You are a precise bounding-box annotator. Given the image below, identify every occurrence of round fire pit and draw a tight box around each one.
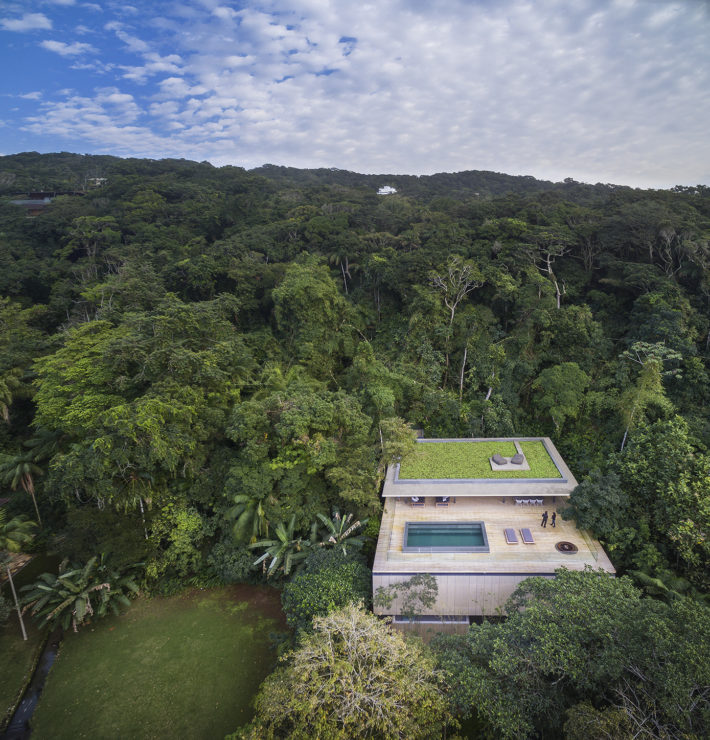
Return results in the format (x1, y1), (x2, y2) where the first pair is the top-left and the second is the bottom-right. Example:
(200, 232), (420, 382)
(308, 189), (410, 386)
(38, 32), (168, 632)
(555, 541), (579, 553)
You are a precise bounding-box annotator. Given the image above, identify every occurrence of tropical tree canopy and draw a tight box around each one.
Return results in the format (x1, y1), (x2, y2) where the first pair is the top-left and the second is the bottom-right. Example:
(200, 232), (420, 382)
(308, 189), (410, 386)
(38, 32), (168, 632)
(232, 603), (451, 740)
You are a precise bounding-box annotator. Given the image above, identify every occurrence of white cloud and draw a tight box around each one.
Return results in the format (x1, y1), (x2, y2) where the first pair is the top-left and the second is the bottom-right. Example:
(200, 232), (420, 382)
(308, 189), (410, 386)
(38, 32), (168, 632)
(120, 53), (183, 82)
(14, 0), (710, 187)
(156, 76), (207, 99)
(105, 21), (151, 53)
(71, 60), (115, 74)
(19, 91), (43, 100)
(40, 40), (97, 56)
(1, 13), (52, 32)
(212, 6), (237, 21)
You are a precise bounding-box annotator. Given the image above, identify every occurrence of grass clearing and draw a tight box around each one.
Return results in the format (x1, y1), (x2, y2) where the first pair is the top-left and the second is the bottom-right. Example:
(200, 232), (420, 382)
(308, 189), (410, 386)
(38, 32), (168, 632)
(30, 585), (286, 740)
(398, 440), (561, 479)
(1, 554), (61, 730)
(0, 617), (45, 730)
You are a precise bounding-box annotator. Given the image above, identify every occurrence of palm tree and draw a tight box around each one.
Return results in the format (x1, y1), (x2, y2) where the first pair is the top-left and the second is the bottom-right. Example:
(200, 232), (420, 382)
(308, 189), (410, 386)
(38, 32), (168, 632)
(1, 510), (36, 640)
(23, 427), (62, 463)
(0, 454), (43, 526)
(228, 493), (269, 544)
(328, 249), (358, 294)
(21, 555), (141, 633)
(315, 511), (368, 555)
(0, 368), (22, 423)
(249, 515), (312, 576)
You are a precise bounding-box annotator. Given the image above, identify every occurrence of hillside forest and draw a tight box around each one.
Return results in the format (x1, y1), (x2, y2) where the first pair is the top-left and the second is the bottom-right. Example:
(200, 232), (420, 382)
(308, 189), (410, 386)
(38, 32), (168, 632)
(1, 152), (709, 738)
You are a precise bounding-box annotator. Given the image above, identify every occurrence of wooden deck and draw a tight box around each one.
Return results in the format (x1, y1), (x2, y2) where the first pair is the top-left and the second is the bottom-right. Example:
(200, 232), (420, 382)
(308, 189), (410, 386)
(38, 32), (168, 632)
(373, 496), (615, 575)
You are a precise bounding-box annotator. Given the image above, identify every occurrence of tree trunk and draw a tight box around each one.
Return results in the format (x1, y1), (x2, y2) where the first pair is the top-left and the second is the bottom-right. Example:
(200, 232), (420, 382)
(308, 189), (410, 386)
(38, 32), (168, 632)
(139, 497), (148, 540)
(459, 346), (467, 402)
(620, 425), (630, 452)
(6, 565), (27, 640)
(485, 372), (495, 401)
(620, 406), (635, 451)
(340, 261), (348, 294)
(24, 481), (42, 527)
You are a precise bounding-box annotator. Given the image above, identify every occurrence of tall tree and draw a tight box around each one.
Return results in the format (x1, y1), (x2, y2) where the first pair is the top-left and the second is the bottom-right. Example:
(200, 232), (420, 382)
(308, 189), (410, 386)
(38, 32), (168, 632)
(233, 603), (451, 740)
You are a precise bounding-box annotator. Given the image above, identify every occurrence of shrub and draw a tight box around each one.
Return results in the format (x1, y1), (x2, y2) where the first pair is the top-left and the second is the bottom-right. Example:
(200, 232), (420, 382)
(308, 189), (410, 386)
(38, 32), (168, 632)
(281, 550), (371, 632)
(207, 539), (257, 584)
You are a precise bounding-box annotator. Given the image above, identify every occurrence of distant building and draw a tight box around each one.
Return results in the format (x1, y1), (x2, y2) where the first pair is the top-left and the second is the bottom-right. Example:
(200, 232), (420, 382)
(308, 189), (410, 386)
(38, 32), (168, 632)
(373, 437), (615, 627)
(377, 185), (397, 195)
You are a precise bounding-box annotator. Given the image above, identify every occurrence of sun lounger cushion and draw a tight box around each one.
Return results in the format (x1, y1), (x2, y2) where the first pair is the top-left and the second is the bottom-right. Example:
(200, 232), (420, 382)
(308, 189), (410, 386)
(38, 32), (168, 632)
(492, 453), (506, 465)
(511, 453), (525, 465)
(520, 527), (534, 544)
(504, 527), (518, 544)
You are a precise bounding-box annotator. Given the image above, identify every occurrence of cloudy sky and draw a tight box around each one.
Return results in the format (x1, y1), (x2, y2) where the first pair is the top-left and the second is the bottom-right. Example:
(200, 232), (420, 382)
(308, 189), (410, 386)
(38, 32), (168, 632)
(1, 0), (708, 188)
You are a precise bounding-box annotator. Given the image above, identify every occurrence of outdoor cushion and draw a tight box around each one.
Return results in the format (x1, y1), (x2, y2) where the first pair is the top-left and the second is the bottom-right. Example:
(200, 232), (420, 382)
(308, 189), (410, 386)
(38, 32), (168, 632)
(504, 527), (518, 544)
(491, 453), (506, 465)
(520, 527), (534, 544)
(511, 453), (525, 465)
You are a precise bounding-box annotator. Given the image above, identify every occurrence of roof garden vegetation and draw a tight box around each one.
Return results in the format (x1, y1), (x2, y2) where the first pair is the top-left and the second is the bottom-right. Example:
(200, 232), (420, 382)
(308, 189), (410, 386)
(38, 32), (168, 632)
(397, 440), (561, 480)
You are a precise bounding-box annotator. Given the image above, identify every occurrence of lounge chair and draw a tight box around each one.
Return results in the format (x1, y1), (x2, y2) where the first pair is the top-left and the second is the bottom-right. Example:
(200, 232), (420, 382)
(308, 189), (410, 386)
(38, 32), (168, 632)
(504, 527), (518, 544)
(410, 497), (425, 507)
(511, 452), (525, 465)
(491, 453), (506, 465)
(435, 496), (450, 507)
(520, 527), (535, 544)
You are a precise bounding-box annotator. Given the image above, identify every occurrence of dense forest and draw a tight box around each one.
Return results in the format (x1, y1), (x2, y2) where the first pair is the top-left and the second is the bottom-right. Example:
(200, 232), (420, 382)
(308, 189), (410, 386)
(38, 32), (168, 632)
(1, 152), (709, 738)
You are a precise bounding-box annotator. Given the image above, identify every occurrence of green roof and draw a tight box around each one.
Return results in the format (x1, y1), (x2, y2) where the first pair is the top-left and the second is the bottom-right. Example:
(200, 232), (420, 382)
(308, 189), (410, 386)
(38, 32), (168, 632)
(397, 440), (562, 480)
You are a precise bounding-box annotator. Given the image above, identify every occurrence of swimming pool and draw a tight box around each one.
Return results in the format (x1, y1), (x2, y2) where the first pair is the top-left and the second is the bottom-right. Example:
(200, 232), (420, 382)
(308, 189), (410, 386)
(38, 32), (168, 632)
(403, 522), (489, 552)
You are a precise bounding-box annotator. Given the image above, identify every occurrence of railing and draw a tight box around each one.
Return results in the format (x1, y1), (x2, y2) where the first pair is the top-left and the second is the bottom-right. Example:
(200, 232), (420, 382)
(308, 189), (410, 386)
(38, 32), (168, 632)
(579, 529), (599, 561)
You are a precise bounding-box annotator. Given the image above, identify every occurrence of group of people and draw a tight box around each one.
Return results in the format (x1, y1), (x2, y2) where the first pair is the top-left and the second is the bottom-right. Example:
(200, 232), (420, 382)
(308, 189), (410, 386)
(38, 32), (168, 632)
(540, 510), (556, 528)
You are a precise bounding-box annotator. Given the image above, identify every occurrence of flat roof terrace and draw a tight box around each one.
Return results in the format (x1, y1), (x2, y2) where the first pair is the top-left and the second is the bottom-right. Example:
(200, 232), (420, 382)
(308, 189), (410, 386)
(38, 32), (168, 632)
(385, 437), (578, 498)
(373, 496), (615, 576)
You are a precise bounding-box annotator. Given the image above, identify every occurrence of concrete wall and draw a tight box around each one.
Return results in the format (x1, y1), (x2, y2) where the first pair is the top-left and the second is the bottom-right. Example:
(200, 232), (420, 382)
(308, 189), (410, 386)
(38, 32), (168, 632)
(373, 572), (555, 617)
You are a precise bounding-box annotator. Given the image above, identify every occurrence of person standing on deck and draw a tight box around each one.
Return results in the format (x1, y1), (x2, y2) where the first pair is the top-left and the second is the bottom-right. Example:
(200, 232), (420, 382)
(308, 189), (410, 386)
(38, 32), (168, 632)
(541, 511), (548, 527)
(551, 512), (557, 527)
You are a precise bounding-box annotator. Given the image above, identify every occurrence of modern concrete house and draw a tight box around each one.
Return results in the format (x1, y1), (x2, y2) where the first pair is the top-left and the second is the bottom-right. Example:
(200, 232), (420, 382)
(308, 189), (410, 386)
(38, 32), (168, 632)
(372, 437), (615, 624)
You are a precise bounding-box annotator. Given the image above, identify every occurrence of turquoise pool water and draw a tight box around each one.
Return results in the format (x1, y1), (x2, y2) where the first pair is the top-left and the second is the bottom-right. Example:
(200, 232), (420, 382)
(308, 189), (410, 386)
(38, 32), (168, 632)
(404, 522), (489, 552)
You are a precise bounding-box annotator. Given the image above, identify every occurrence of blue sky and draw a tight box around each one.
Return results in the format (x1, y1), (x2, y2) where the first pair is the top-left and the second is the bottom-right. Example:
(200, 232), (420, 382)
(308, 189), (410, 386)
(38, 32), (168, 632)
(1, 0), (708, 188)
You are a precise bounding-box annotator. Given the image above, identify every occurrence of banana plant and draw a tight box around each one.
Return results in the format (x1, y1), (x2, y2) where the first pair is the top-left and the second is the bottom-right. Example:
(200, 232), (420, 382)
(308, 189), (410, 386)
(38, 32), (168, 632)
(249, 515), (312, 576)
(228, 493), (269, 544)
(315, 510), (368, 555)
(21, 555), (141, 632)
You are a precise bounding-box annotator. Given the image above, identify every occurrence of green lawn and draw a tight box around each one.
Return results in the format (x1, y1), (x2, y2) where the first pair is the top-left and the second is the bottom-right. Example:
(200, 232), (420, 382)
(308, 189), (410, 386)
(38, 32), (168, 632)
(0, 616), (45, 730)
(31, 585), (286, 740)
(398, 440), (562, 479)
(1, 554), (61, 731)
